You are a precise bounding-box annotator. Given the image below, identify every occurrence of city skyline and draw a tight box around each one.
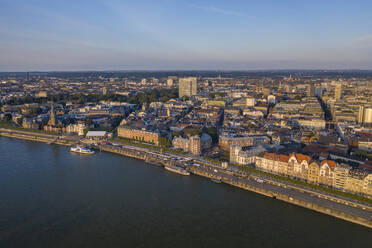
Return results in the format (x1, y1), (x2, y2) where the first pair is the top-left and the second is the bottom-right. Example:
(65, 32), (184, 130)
(1, 0), (372, 71)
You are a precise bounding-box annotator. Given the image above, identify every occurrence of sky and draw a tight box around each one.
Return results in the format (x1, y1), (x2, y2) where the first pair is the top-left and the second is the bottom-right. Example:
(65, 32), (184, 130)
(1, 0), (372, 71)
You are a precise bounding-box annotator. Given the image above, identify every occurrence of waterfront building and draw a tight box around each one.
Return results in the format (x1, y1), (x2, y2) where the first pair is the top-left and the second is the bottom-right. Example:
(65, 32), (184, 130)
(255, 152), (289, 174)
(230, 145), (266, 166)
(189, 135), (201, 155)
(307, 162), (320, 184)
(22, 118), (40, 129)
(172, 136), (190, 151)
(363, 174), (372, 196)
(288, 153), (311, 179)
(345, 169), (367, 193)
(333, 163), (350, 189)
(117, 126), (160, 145)
(43, 105), (66, 133)
(319, 160), (336, 186)
(66, 122), (86, 136)
(86, 131), (107, 140)
(179, 77), (197, 98)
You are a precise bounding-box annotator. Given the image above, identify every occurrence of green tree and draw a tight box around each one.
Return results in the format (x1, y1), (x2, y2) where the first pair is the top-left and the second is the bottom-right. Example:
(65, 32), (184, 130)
(159, 137), (172, 148)
(16, 117), (24, 126)
(83, 127), (90, 136)
(206, 126), (218, 143)
(4, 113), (12, 122)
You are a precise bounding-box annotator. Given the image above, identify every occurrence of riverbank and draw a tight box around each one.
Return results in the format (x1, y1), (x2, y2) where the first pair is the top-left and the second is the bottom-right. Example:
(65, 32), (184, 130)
(1, 132), (371, 228)
(190, 167), (372, 228)
(0, 128), (75, 146)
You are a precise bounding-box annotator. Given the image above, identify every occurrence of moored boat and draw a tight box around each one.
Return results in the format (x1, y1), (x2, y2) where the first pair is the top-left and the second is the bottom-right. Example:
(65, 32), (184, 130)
(164, 164), (190, 176)
(211, 178), (222, 183)
(70, 146), (95, 155)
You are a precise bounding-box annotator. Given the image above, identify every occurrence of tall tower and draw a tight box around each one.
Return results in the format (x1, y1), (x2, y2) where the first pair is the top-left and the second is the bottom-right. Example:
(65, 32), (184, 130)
(48, 105), (57, 126)
(179, 77), (197, 98)
(307, 84), (315, 97)
(189, 135), (201, 155)
(335, 83), (342, 100)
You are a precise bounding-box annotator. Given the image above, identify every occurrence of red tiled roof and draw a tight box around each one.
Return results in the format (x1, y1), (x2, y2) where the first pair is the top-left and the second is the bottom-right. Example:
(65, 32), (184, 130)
(294, 153), (311, 163)
(263, 153), (289, 163)
(321, 160), (337, 170)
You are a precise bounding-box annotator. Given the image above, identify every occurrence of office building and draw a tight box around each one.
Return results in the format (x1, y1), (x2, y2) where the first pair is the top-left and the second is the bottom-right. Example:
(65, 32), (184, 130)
(179, 77), (197, 98)
(335, 83), (342, 100)
(358, 105), (372, 124)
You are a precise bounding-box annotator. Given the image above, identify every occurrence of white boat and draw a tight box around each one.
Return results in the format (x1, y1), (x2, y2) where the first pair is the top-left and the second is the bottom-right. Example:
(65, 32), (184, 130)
(70, 146), (95, 155)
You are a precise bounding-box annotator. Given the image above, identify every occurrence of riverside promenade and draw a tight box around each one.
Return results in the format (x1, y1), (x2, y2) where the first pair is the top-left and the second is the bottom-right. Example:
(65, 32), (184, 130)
(1, 130), (371, 228)
(0, 128), (75, 146)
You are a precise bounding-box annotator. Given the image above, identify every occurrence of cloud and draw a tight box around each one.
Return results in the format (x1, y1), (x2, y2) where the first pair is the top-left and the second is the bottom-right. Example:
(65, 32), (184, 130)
(186, 2), (255, 18)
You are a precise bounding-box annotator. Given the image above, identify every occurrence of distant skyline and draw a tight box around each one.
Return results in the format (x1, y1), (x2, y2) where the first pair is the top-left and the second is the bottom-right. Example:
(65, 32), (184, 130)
(1, 0), (372, 71)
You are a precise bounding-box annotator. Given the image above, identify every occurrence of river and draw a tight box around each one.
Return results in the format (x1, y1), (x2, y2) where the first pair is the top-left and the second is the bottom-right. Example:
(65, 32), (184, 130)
(0, 137), (371, 247)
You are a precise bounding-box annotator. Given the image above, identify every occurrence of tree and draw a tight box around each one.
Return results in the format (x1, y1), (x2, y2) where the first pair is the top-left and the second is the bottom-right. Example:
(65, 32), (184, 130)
(160, 96), (169, 102)
(83, 127), (90, 136)
(172, 130), (183, 137)
(185, 128), (202, 137)
(159, 137), (172, 148)
(4, 113), (12, 122)
(206, 126), (218, 143)
(16, 117), (23, 126)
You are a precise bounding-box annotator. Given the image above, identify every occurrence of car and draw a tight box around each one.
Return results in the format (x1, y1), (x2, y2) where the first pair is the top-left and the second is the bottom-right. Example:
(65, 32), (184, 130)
(213, 169), (218, 173)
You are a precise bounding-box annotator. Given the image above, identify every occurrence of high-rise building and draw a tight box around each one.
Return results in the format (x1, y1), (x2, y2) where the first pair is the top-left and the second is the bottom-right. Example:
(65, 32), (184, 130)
(315, 87), (323, 97)
(190, 135), (201, 155)
(179, 77), (197, 98)
(358, 105), (372, 124)
(307, 84), (315, 97)
(335, 83), (342, 100)
(102, 87), (107, 95)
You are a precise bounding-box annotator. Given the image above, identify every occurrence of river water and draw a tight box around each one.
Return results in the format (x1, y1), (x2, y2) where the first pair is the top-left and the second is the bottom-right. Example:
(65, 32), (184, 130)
(0, 137), (371, 247)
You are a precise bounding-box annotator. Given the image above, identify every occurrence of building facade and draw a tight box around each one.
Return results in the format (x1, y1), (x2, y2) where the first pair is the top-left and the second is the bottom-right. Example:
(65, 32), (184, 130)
(179, 77), (197, 98)
(117, 126), (160, 145)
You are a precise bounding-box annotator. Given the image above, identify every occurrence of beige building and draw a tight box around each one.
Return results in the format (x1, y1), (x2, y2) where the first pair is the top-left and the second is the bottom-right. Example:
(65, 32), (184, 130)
(288, 153), (311, 179)
(319, 160), (336, 186)
(230, 145), (266, 166)
(219, 135), (270, 151)
(179, 77), (197, 98)
(307, 162), (320, 184)
(334, 83), (342, 100)
(117, 126), (160, 145)
(333, 164), (350, 190)
(255, 153), (289, 174)
(189, 135), (201, 155)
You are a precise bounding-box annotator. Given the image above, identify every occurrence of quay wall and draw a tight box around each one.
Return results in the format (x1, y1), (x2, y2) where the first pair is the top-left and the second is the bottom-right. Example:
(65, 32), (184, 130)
(0, 128), (73, 146)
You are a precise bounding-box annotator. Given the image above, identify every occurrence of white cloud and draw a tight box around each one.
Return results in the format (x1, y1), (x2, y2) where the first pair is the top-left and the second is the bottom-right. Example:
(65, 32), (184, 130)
(186, 2), (256, 18)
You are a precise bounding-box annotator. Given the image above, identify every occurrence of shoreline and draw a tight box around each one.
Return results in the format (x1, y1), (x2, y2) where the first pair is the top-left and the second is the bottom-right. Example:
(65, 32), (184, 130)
(1, 129), (371, 229)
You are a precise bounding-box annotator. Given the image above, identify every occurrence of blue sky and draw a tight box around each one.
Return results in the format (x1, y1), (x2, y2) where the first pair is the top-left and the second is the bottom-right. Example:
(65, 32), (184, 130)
(1, 0), (372, 71)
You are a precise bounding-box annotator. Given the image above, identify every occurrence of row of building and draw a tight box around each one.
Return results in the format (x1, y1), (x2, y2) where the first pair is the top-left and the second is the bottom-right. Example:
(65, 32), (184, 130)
(230, 145), (372, 196)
